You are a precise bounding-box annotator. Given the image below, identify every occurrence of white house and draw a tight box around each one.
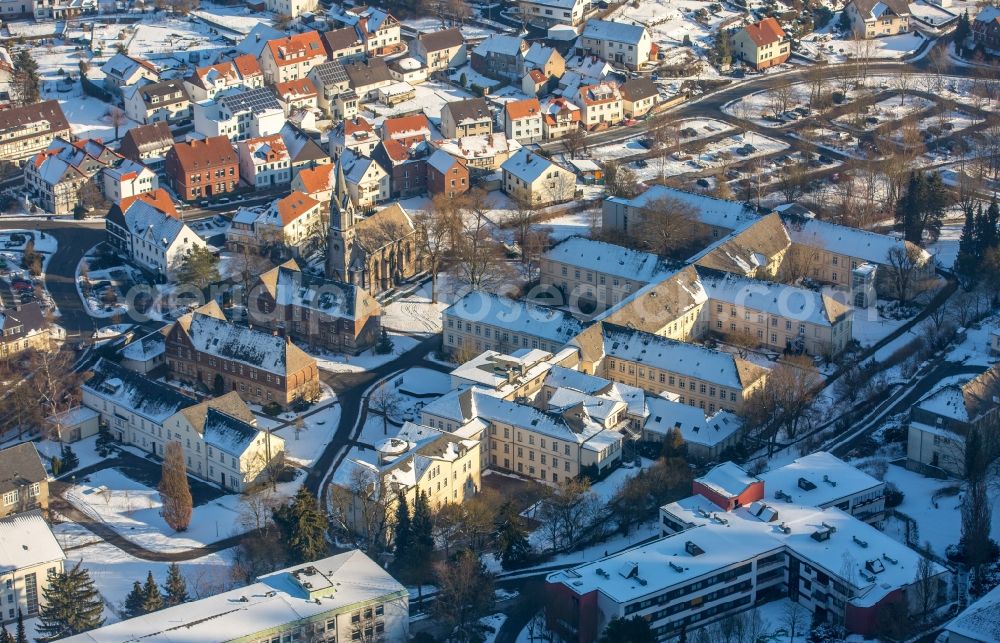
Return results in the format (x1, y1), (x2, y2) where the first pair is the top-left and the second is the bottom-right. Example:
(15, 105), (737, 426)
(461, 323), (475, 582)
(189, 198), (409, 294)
(342, 149), (389, 207)
(183, 55), (265, 102)
(102, 159), (158, 204)
(503, 98), (544, 145)
(265, 0), (317, 18)
(258, 31), (328, 84)
(575, 19), (653, 70)
(228, 191), (325, 257)
(575, 82), (623, 130)
(518, 0), (590, 27)
(105, 197), (206, 280)
(193, 87), (286, 143)
(100, 52), (159, 93)
(0, 511), (65, 625)
(123, 79), (192, 125)
(82, 358), (286, 492)
(501, 148), (576, 205)
(237, 133), (292, 188)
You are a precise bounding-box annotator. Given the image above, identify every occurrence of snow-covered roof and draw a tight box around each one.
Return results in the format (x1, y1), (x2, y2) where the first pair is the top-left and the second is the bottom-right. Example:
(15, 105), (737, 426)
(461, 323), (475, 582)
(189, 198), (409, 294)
(643, 396), (742, 448)
(47, 405), (99, 428)
(177, 308), (314, 375)
(946, 582), (1000, 642)
(610, 185), (757, 232)
(581, 19), (647, 45)
(435, 134), (520, 161)
(544, 364), (612, 396)
(758, 451), (883, 508)
(202, 408), (261, 455)
(120, 331), (165, 362)
(781, 214), (932, 266)
(426, 148), (460, 174)
(523, 43), (556, 67)
(472, 35), (525, 57)
(84, 358), (193, 423)
(501, 148), (571, 184)
(258, 261), (378, 323)
(123, 199), (191, 250)
(0, 510), (65, 573)
(450, 348), (554, 392)
(543, 236), (673, 283)
(444, 291), (585, 346)
(600, 322), (768, 389)
(975, 6), (1000, 24)
(63, 551), (405, 643)
(237, 24), (286, 57)
(697, 461), (759, 497)
(696, 266), (848, 326)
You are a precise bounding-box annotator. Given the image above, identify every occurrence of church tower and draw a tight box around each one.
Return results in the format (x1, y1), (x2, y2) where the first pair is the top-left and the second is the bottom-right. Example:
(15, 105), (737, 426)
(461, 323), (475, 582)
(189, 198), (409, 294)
(326, 154), (357, 283)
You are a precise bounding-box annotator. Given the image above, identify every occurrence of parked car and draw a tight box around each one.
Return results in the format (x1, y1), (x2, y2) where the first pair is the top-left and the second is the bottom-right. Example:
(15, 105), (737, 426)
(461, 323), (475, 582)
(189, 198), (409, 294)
(696, 178), (710, 188)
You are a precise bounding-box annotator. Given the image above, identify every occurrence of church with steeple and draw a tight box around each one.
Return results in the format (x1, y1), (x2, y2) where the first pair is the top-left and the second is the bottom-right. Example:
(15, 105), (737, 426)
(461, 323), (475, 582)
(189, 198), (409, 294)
(325, 153), (418, 296)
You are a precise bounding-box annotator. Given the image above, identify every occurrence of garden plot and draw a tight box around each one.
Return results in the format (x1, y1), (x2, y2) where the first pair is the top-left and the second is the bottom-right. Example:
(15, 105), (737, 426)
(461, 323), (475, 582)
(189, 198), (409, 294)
(272, 404), (342, 468)
(117, 19), (226, 63)
(400, 16), (506, 40)
(537, 209), (598, 241)
(800, 28), (924, 63)
(64, 468), (299, 553)
(629, 131), (788, 181)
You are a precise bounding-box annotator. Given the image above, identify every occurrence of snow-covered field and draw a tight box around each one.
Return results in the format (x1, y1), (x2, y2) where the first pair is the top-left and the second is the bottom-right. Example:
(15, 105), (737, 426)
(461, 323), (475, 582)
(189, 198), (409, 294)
(608, 0), (740, 49)
(312, 333), (421, 373)
(629, 131), (788, 181)
(381, 279), (454, 334)
(272, 403), (341, 468)
(64, 468), (297, 553)
(833, 94), (935, 130)
(800, 24), (925, 63)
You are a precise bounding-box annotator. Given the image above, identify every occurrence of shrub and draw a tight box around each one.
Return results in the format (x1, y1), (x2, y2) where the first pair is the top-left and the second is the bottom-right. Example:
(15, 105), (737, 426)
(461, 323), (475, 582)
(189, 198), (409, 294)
(262, 401), (282, 416)
(884, 482), (904, 508)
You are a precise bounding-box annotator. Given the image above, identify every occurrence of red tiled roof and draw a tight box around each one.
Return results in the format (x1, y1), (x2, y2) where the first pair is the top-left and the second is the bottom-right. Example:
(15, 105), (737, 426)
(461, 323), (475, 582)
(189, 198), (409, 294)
(266, 31), (327, 67)
(276, 191), (319, 226)
(121, 188), (179, 218)
(295, 164), (335, 196)
(275, 78), (318, 100)
(169, 136), (236, 170)
(743, 17), (786, 47)
(505, 98), (541, 120)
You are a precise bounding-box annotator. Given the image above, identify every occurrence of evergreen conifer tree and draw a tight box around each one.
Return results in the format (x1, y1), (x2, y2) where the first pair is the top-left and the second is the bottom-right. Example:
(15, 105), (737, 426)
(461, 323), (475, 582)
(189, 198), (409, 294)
(142, 571), (163, 613)
(60, 445), (79, 472)
(955, 203), (980, 281)
(14, 610), (25, 643)
(275, 487), (328, 564)
(494, 501), (531, 569)
(162, 563), (189, 607)
(394, 492), (412, 561)
(37, 562), (105, 640)
(123, 581), (146, 618)
(0, 624), (12, 643)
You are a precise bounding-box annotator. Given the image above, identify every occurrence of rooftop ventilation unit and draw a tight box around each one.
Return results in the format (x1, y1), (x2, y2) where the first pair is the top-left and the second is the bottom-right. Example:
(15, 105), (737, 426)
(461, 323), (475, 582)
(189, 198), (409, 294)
(685, 541), (705, 557)
(798, 477), (817, 491)
(822, 474), (837, 487)
(853, 536), (868, 548)
(669, 561), (684, 573)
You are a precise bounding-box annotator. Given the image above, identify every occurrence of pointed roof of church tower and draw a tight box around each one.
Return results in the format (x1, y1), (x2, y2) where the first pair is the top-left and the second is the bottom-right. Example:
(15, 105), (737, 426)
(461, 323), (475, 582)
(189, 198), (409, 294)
(330, 152), (354, 230)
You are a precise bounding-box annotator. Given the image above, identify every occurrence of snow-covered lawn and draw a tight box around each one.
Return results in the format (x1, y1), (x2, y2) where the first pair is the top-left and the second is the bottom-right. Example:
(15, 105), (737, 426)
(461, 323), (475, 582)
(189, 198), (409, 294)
(365, 81), (473, 127)
(539, 210), (598, 241)
(946, 314), (1000, 366)
(832, 94), (935, 130)
(56, 92), (142, 141)
(272, 403), (341, 468)
(607, 0), (740, 49)
(191, 3), (275, 35)
(800, 30), (925, 63)
(381, 278), (454, 334)
(890, 110), (982, 143)
(480, 613), (508, 643)
(312, 334), (421, 373)
(849, 300), (914, 348)
(54, 523), (238, 619)
(629, 131), (788, 181)
(64, 468), (297, 553)
(882, 464), (966, 557)
(908, 0), (957, 26)
(722, 84), (814, 126)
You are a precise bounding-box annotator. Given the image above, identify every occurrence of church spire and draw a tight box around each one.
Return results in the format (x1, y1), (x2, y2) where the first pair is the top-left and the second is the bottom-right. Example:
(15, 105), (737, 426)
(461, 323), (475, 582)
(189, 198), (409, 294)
(330, 152), (352, 231)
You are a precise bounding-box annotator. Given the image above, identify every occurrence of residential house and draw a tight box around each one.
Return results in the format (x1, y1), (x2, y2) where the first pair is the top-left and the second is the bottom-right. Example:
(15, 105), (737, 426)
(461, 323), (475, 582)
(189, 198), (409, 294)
(237, 191), (325, 257)
(165, 136), (239, 200)
(184, 55), (264, 102)
(254, 259), (381, 355)
(412, 27), (467, 72)
(326, 163), (418, 295)
(331, 6), (403, 57)
(308, 60), (356, 118)
(322, 26), (366, 62)
(259, 31), (328, 84)
(501, 148), (576, 205)
(292, 162), (337, 203)
(426, 149), (469, 197)
(907, 365), (1000, 477)
(945, 583), (1000, 643)
(846, 0), (911, 37)
(119, 121), (174, 168)
(82, 358), (286, 491)
(433, 134), (521, 173)
(576, 82), (623, 130)
(0, 511), (64, 624)
(518, 0), (590, 27)
(165, 301), (320, 407)
(503, 98), (543, 145)
(280, 123), (330, 178)
(334, 423), (480, 535)
(340, 149), (390, 207)
(381, 114), (433, 147)
(236, 24), (286, 58)
(343, 58), (394, 101)
(100, 52), (159, 94)
(371, 139), (428, 198)
(973, 7), (1000, 50)
(123, 79), (192, 125)
(118, 331), (166, 376)
(620, 77), (659, 118)
(602, 185), (757, 241)
(441, 291), (584, 359)
(522, 68), (549, 96)
(193, 86), (285, 143)
(62, 551), (407, 643)
(642, 396), (744, 462)
(540, 96), (581, 140)
(522, 43), (565, 81)
(32, 0), (97, 19)
(102, 159), (159, 204)
(330, 116), (379, 157)
(471, 35), (528, 83)
(105, 195), (206, 280)
(0, 302), (51, 359)
(439, 97), (493, 138)
(0, 100), (72, 164)
(237, 133), (292, 188)
(265, 0), (317, 18)
(25, 138), (122, 215)
(275, 78), (319, 115)
(0, 443), (48, 519)
(576, 19), (653, 70)
(733, 17), (790, 69)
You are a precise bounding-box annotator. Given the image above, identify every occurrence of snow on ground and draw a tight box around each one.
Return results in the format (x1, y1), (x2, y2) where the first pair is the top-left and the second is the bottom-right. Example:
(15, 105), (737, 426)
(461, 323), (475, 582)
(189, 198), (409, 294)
(480, 613), (508, 643)
(64, 468), (296, 553)
(800, 29), (924, 63)
(392, 367), (451, 397)
(929, 216), (963, 270)
(607, 0), (740, 49)
(629, 131), (788, 181)
(850, 301), (913, 348)
(56, 529), (238, 618)
(881, 463), (965, 557)
(311, 334), (420, 373)
(43, 83), (142, 141)
(891, 110), (982, 143)
(35, 434), (108, 473)
(722, 83), (813, 125)
(381, 278), (455, 334)
(192, 2), (275, 35)
(908, 0), (957, 26)
(400, 16), (505, 40)
(365, 81), (473, 127)
(539, 209), (597, 241)
(356, 413), (399, 446)
(946, 314), (1000, 366)
(273, 404), (341, 468)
